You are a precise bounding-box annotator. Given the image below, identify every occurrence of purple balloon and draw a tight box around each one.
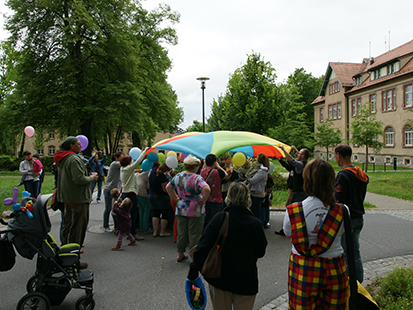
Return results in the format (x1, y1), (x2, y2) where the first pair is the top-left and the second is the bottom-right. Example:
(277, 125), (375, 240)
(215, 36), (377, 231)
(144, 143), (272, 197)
(181, 153), (188, 161)
(76, 135), (89, 151)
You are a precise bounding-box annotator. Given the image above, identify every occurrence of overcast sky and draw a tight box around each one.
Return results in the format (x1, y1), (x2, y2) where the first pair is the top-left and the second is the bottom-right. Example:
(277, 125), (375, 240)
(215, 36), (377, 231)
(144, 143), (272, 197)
(2, 0), (413, 129)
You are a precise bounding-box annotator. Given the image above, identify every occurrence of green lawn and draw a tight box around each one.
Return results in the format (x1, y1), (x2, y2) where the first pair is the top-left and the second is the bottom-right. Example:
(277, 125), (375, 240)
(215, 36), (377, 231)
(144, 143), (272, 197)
(0, 174), (55, 215)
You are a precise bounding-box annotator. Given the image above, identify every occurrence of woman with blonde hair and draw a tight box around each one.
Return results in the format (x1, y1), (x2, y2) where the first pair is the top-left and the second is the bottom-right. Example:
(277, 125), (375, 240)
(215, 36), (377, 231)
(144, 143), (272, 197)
(166, 155), (210, 262)
(282, 158), (348, 309)
(188, 182), (267, 310)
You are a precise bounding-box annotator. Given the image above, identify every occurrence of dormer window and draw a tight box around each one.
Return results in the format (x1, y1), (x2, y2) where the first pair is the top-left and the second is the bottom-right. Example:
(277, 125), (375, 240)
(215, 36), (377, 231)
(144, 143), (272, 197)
(329, 81), (340, 94)
(354, 76), (362, 86)
(387, 63), (395, 75)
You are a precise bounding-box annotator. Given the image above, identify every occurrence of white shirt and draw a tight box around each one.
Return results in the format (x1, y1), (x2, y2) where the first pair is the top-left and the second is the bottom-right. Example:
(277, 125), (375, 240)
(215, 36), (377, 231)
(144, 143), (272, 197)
(283, 196), (347, 258)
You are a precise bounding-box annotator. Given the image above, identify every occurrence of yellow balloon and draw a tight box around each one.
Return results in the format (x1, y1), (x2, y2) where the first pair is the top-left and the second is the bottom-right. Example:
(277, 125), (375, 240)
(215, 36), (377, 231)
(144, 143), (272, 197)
(232, 152), (246, 167)
(167, 151), (177, 158)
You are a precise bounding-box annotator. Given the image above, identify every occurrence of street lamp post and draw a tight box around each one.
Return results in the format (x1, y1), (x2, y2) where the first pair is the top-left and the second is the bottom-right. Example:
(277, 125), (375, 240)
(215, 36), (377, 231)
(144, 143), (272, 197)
(196, 77), (210, 132)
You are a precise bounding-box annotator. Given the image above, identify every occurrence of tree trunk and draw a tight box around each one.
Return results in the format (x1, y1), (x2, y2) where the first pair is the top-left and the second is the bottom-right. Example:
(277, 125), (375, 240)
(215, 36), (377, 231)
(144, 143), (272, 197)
(80, 120), (93, 157)
(326, 146), (329, 161)
(19, 134), (26, 158)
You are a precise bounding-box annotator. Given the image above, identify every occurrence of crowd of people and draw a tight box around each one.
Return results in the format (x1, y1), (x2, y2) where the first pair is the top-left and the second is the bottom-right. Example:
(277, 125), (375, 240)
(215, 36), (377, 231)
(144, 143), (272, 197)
(24, 135), (367, 310)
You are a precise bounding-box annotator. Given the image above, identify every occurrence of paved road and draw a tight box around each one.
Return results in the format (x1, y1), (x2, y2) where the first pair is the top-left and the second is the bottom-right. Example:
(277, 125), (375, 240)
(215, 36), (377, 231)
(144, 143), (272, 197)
(1, 192), (413, 309)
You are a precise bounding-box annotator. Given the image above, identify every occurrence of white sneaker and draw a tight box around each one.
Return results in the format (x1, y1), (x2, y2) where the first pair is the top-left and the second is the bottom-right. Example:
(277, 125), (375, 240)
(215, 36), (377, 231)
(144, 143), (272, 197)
(104, 227), (113, 233)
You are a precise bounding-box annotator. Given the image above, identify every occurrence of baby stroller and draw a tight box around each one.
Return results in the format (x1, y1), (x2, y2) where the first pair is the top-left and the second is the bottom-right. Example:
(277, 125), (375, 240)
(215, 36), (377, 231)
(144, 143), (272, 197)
(0, 193), (95, 310)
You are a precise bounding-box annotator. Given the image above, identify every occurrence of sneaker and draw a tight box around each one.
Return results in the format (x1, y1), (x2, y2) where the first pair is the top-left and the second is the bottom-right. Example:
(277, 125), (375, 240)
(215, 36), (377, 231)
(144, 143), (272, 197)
(79, 262), (88, 269)
(133, 234), (145, 241)
(160, 232), (171, 237)
(97, 199), (101, 203)
(111, 245), (122, 251)
(153, 232), (159, 238)
(128, 240), (137, 246)
(104, 227), (113, 233)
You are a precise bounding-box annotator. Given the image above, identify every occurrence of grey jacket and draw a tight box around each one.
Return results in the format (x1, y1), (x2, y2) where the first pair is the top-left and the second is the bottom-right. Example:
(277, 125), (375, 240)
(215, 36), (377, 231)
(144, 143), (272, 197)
(247, 165), (268, 198)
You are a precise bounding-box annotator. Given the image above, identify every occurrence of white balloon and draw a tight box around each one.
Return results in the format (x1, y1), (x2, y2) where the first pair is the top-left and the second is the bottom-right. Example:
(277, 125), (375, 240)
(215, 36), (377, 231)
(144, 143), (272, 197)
(165, 156), (178, 169)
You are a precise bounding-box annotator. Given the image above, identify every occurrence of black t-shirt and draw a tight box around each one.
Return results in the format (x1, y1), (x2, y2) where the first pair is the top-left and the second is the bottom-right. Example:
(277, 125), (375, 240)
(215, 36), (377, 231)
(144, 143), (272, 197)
(148, 166), (168, 196)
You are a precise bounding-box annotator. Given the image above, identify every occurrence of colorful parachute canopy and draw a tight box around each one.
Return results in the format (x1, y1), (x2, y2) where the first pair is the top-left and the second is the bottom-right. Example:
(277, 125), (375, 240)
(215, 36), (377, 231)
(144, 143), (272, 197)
(147, 131), (291, 159)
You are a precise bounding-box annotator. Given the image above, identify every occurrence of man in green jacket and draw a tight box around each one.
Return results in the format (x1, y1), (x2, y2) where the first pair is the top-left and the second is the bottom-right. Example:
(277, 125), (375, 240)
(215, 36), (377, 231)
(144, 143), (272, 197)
(54, 136), (98, 268)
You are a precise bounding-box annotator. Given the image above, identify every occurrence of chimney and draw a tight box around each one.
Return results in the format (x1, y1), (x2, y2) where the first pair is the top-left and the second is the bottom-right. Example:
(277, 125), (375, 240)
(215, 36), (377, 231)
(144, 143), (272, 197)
(370, 57), (374, 65)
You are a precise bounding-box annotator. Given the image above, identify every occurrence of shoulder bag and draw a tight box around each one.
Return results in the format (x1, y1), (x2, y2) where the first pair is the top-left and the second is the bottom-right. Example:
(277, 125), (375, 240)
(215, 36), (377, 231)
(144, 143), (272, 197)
(340, 204), (379, 310)
(200, 212), (229, 278)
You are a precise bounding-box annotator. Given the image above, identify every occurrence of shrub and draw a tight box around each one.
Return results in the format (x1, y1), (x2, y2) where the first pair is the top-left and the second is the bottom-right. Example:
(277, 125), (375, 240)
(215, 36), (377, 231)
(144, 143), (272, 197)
(271, 171), (288, 190)
(0, 155), (14, 171)
(372, 267), (413, 310)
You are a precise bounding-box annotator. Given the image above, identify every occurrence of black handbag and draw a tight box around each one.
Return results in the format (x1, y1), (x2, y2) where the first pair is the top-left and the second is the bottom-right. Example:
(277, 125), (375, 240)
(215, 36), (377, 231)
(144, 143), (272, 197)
(0, 235), (16, 272)
(340, 204), (379, 310)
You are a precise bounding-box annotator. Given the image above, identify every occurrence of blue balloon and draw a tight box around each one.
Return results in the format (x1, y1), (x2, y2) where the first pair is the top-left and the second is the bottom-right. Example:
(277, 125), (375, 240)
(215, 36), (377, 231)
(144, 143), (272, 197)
(141, 159), (153, 172)
(268, 162), (274, 174)
(22, 191), (31, 197)
(146, 152), (159, 163)
(129, 147), (141, 161)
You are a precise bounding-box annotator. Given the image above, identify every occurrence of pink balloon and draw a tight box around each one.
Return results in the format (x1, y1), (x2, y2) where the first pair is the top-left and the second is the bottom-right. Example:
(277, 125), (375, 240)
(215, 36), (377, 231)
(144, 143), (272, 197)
(76, 135), (89, 151)
(24, 126), (35, 137)
(181, 153), (188, 161)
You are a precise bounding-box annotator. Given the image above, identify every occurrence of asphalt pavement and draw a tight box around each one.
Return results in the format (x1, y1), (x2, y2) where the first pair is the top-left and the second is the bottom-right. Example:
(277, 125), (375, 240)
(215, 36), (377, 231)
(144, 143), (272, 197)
(1, 191), (413, 310)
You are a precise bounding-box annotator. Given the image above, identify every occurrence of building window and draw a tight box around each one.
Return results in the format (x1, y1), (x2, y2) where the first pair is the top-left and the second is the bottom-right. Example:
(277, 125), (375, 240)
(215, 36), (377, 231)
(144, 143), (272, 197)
(327, 103), (341, 120)
(382, 89), (396, 111)
(48, 146), (55, 155)
(405, 158), (411, 166)
(387, 63), (395, 75)
(385, 127), (395, 147)
(128, 132), (133, 140)
(370, 94), (376, 113)
(38, 149), (44, 156)
(386, 157), (391, 164)
(374, 69), (381, 80)
(357, 98), (361, 114)
(370, 156), (375, 162)
(329, 81), (340, 94)
(404, 126), (413, 147)
(351, 99), (356, 116)
(354, 76), (362, 86)
(320, 108), (324, 123)
(405, 84), (412, 108)
(117, 146), (124, 153)
(49, 132), (55, 140)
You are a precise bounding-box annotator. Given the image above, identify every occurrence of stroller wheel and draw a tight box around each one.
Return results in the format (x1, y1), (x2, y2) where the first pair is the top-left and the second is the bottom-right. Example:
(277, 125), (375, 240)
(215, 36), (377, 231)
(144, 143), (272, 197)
(27, 274), (42, 293)
(16, 292), (50, 310)
(75, 295), (95, 310)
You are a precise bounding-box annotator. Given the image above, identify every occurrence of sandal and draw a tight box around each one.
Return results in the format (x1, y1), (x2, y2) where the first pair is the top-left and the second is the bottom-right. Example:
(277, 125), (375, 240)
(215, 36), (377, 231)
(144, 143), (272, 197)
(177, 255), (188, 262)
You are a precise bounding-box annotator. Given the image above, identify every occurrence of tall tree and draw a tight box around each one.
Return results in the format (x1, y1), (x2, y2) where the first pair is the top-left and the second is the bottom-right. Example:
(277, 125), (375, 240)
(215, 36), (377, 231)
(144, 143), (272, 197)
(268, 82), (313, 149)
(186, 120), (203, 132)
(207, 53), (279, 135)
(350, 102), (384, 172)
(314, 119), (342, 159)
(287, 68), (323, 126)
(3, 0), (182, 155)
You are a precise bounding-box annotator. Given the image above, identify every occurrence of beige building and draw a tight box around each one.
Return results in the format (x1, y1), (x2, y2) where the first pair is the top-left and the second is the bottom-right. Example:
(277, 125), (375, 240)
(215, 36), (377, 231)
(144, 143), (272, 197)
(312, 39), (413, 167)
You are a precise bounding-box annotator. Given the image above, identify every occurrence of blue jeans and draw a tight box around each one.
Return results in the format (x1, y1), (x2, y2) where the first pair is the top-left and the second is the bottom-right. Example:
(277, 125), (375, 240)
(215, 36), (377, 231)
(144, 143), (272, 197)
(291, 191), (307, 204)
(203, 201), (223, 230)
(121, 192), (138, 235)
(341, 217), (364, 283)
(103, 190), (115, 228)
(90, 180), (103, 201)
(137, 195), (150, 232)
(250, 196), (265, 225)
(23, 180), (34, 197)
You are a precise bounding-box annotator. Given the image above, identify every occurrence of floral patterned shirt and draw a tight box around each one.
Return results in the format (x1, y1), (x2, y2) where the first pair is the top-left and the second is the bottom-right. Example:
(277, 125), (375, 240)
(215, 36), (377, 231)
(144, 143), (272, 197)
(168, 172), (208, 217)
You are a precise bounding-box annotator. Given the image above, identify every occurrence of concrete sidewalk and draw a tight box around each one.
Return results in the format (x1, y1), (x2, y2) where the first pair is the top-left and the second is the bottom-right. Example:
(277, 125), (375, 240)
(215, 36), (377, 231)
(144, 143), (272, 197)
(365, 192), (413, 210)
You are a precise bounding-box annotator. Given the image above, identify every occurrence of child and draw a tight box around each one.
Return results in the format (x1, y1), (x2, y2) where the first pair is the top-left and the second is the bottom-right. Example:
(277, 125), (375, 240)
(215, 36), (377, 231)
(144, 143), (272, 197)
(111, 197), (137, 250)
(110, 188), (122, 234)
(31, 155), (44, 198)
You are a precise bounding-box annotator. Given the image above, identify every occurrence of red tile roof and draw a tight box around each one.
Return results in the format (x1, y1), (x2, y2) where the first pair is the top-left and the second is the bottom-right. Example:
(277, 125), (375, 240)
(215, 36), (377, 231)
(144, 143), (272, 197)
(330, 62), (367, 87)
